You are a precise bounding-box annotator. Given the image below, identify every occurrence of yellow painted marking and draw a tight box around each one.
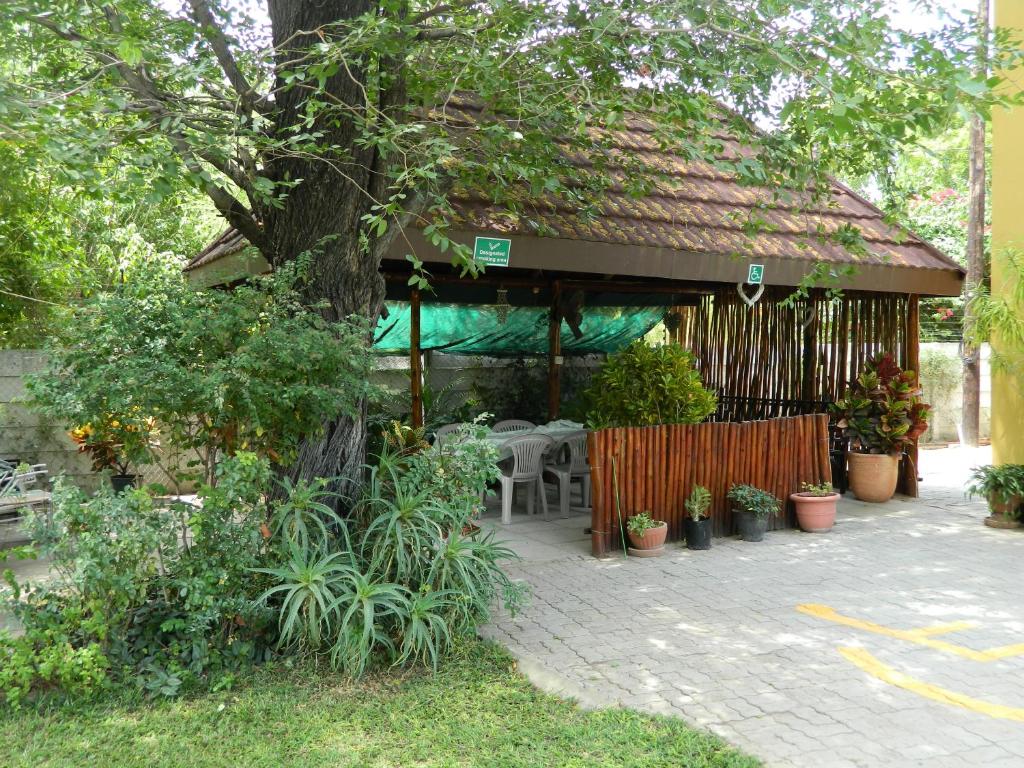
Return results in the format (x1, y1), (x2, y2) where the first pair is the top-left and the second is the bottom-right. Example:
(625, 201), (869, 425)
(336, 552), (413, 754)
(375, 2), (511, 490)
(798, 603), (1024, 663)
(905, 621), (977, 638)
(840, 646), (1024, 722)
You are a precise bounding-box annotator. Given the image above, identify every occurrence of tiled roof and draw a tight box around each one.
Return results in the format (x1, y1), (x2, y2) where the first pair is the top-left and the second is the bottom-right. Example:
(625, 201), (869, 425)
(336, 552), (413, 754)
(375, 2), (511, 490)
(186, 110), (962, 280)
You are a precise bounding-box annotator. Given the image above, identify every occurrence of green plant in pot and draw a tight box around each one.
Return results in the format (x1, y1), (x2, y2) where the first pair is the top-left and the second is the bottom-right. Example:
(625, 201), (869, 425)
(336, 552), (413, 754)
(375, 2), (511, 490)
(967, 464), (1024, 529)
(69, 414), (159, 493)
(830, 353), (929, 503)
(790, 481), (840, 533)
(683, 485), (713, 550)
(728, 484), (778, 542)
(626, 511), (668, 555)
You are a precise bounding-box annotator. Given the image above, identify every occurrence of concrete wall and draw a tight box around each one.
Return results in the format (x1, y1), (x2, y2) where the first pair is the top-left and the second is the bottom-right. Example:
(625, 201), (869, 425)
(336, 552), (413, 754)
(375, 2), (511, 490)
(918, 342), (991, 445)
(0, 350), (95, 488)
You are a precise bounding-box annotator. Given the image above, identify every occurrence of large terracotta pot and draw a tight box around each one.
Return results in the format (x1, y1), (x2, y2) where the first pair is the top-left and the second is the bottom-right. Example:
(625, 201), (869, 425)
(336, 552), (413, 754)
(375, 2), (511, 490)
(846, 452), (900, 503)
(985, 493), (1023, 529)
(627, 521), (668, 550)
(790, 492), (839, 532)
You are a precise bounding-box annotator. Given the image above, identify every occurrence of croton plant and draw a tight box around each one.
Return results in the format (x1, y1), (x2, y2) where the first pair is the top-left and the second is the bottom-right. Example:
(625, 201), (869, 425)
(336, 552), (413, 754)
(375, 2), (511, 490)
(831, 353), (930, 455)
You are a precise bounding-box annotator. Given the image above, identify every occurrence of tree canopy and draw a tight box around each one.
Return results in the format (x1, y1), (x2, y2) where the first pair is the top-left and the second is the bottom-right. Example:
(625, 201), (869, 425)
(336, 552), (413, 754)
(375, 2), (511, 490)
(3, 2), (1018, 284)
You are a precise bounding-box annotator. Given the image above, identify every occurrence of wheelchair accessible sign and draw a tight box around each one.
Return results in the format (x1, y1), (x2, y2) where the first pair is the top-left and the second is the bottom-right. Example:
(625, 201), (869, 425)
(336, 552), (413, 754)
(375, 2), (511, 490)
(474, 236), (511, 267)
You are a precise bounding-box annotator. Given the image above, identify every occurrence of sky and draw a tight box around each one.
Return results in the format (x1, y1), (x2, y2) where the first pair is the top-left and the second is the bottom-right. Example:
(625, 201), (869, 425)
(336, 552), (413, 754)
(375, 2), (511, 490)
(886, 0), (977, 33)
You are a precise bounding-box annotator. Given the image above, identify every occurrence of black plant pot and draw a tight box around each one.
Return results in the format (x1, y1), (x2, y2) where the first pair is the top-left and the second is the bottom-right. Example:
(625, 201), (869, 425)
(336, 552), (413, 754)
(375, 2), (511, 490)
(737, 511), (768, 542)
(110, 474), (138, 494)
(684, 517), (713, 550)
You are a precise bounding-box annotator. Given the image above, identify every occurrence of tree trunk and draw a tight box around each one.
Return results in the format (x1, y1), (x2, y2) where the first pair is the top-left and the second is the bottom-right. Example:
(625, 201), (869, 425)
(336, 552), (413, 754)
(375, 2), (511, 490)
(962, 0), (989, 447)
(264, 0), (389, 500)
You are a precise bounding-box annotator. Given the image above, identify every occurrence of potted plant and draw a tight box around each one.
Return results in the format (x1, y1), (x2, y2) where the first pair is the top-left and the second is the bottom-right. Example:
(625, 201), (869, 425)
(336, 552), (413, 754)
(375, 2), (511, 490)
(967, 464), (1024, 529)
(69, 414), (158, 492)
(790, 482), (840, 533)
(626, 511), (668, 556)
(831, 353), (929, 503)
(684, 485), (713, 550)
(728, 484), (779, 542)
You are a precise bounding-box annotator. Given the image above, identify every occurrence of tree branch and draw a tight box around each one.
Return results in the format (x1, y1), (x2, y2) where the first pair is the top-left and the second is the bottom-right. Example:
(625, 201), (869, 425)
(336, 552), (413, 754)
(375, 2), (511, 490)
(186, 0), (269, 115)
(26, 5), (272, 254)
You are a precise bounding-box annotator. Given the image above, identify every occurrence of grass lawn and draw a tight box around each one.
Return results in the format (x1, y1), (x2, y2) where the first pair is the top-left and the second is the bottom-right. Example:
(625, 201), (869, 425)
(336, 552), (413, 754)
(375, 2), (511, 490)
(0, 641), (758, 768)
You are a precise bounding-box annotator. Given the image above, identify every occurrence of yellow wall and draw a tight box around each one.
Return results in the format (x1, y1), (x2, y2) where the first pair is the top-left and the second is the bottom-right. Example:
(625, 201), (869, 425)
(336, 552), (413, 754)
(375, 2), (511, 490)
(991, 0), (1024, 463)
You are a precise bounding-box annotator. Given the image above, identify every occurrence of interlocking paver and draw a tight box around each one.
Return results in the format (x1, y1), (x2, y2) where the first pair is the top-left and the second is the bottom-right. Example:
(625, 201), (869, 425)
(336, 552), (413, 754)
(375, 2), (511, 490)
(480, 445), (1024, 767)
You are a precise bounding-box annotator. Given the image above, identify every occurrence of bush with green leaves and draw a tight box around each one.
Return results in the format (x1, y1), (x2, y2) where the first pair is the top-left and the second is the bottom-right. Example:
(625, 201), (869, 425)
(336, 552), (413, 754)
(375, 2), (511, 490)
(581, 341), (717, 428)
(967, 464), (1024, 518)
(0, 452), (280, 705)
(26, 262), (374, 488)
(626, 511), (663, 536)
(727, 484), (780, 520)
(257, 433), (524, 677)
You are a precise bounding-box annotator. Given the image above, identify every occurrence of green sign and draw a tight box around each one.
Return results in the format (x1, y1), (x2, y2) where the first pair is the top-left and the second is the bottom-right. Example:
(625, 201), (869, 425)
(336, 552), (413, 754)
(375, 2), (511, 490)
(474, 236), (512, 267)
(747, 263), (765, 285)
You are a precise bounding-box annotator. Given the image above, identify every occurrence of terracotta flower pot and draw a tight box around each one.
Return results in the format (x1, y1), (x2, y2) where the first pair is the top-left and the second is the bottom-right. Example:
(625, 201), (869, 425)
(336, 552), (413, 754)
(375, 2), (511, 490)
(985, 493), (1023, 529)
(790, 492), (839, 533)
(846, 452), (900, 503)
(627, 521), (668, 550)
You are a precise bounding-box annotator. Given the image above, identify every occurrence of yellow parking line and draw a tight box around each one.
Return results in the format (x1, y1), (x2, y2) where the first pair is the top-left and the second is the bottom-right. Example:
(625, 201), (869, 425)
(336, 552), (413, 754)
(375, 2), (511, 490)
(797, 603), (1024, 663)
(840, 646), (1024, 722)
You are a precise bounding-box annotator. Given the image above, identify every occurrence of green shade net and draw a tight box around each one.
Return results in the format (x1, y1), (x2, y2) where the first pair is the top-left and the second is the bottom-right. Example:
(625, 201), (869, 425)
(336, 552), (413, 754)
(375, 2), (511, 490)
(373, 302), (663, 356)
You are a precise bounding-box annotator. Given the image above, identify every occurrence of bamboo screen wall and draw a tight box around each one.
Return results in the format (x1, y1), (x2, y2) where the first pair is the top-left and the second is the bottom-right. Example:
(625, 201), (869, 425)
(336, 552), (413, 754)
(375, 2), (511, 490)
(587, 414), (831, 556)
(674, 287), (913, 406)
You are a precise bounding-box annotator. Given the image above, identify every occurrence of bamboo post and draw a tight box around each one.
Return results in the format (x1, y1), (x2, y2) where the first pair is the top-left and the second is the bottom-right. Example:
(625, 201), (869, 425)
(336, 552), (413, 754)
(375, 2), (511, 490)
(900, 295), (921, 497)
(547, 280), (562, 421)
(410, 288), (423, 429)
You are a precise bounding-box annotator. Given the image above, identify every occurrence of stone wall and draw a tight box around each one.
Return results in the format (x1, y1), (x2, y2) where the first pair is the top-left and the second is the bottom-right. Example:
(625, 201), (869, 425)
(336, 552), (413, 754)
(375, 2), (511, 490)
(918, 342), (991, 444)
(0, 350), (95, 488)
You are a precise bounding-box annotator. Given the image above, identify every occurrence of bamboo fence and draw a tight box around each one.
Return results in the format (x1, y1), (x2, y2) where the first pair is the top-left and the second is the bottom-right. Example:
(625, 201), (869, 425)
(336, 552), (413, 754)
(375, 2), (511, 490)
(587, 414), (832, 556)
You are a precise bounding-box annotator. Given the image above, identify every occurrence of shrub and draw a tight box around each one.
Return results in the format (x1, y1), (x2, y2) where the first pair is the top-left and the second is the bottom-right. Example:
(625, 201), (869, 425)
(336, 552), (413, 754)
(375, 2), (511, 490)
(0, 453), (279, 704)
(967, 464), (1024, 517)
(626, 511), (662, 536)
(831, 353), (930, 455)
(727, 484), (779, 520)
(581, 341), (717, 428)
(26, 262), (374, 488)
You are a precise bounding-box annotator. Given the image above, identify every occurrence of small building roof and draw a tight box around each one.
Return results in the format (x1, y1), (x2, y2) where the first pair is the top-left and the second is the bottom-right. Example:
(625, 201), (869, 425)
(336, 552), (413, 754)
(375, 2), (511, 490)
(186, 111), (963, 296)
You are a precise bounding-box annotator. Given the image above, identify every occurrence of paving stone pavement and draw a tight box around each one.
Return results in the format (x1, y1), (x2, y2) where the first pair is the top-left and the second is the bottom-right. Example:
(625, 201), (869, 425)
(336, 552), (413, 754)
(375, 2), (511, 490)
(479, 445), (1024, 768)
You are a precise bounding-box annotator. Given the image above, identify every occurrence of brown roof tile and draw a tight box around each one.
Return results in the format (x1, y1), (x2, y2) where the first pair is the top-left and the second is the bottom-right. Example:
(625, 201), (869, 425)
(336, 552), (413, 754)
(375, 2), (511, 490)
(186, 111), (963, 281)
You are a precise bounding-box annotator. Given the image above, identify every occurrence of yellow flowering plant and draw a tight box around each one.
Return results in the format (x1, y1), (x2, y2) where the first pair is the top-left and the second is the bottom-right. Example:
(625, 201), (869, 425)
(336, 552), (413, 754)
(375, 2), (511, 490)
(69, 414), (159, 476)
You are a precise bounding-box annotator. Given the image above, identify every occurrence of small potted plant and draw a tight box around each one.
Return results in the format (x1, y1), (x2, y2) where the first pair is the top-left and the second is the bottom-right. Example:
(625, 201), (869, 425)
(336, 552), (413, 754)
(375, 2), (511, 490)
(728, 484), (779, 542)
(626, 511), (668, 556)
(967, 464), (1024, 529)
(69, 413), (158, 492)
(790, 481), (840, 533)
(831, 353), (929, 503)
(684, 485), (713, 550)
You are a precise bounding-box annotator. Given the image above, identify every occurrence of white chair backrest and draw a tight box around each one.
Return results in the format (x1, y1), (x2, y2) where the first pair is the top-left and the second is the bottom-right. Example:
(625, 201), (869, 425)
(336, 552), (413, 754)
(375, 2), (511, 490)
(505, 435), (553, 480)
(561, 431), (590, 472)
(493, 419), (536, 434)
(0, 467), (47, 497)
(434, 422), (465, 447)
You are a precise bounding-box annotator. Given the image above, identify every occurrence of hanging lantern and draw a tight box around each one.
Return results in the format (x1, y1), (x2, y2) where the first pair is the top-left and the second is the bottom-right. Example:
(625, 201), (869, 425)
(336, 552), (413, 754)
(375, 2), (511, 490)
(495, 288), (510, 324)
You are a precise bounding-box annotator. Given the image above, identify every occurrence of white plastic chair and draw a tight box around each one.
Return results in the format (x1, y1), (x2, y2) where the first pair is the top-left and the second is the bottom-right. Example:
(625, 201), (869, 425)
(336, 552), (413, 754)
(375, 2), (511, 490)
(433, 422), (465, 448)
(492, 419), (536, 434)
(543, 431), (591, 518)
(498, 434), (553, 524)
(0, 465), (51, 545)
